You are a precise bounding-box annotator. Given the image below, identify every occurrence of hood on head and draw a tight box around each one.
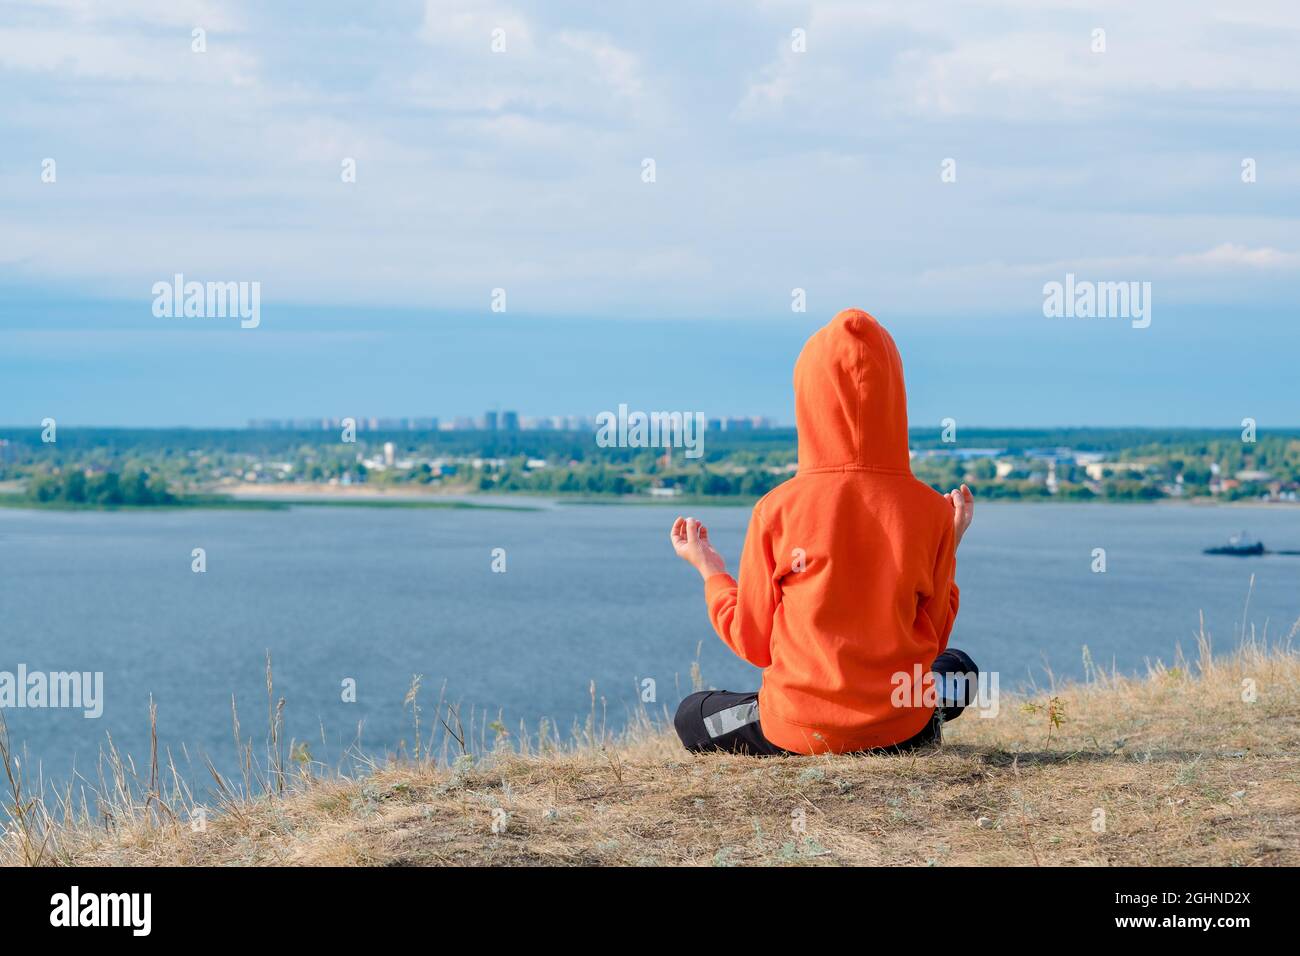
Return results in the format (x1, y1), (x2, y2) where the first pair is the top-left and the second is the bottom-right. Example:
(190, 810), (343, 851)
(793, 308), (911, 472)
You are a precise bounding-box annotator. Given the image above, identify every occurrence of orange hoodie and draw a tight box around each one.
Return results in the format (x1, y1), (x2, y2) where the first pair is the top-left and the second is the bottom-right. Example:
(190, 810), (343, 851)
(704, 308), (960, 754)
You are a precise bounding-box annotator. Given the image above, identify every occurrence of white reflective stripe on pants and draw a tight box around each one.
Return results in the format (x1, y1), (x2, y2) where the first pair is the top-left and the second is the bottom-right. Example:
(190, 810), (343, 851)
(703, 699), (759, 738)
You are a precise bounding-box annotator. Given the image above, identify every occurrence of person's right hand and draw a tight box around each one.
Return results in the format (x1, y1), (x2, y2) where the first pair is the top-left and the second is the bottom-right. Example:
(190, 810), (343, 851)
(947, 484), (975, 549)
(670, 516), (728, 580)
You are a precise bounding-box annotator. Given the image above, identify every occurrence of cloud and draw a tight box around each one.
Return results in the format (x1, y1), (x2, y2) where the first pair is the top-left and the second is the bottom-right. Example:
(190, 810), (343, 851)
(11, 0), (244, 30)
(919, 245), (1300, 284)
(0, 0), (1297, 317)
(0, 26), (256, 82)
(420, 1), (535, 54)
(735, 0), (1300, 126)
(412, 0), (649, 120)
(1174, 243), (1300, 270)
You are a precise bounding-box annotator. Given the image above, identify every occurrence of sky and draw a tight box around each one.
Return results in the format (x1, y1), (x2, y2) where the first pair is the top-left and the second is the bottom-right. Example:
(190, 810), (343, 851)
(1, 0), (1298, 426)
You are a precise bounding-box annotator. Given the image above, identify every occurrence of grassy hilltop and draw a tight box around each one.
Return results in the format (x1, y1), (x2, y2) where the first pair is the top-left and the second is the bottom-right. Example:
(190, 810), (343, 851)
(3, 638), (1297, 867)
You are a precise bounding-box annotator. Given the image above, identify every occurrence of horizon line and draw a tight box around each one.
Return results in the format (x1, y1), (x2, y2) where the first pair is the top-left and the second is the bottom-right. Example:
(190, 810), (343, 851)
(2, 424), (1295, 434)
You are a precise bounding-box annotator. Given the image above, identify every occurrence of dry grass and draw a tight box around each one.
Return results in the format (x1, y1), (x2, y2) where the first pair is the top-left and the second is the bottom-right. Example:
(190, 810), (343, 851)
(3, 636), (1298, 867)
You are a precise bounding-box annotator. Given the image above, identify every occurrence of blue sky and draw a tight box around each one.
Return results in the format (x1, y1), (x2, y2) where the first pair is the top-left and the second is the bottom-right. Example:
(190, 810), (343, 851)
(1, 1), (1298, 426)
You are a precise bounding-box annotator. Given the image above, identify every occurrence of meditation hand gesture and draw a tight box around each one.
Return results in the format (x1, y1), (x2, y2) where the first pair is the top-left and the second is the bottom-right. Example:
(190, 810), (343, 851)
(947, 484), (975, 549)
(670, 516), (728, 580)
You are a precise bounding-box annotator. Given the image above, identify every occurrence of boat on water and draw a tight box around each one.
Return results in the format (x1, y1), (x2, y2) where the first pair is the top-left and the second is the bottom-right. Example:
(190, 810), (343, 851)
(1203, 532), (1266, 556)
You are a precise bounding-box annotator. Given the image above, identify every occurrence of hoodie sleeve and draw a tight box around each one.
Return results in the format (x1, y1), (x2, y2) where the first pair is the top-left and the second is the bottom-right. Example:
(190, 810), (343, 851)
(920, 519), (960, 652)
(702, 504), (778, 668)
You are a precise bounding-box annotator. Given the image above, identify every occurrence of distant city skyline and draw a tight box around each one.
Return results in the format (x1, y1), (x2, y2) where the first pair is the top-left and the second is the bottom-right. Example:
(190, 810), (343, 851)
(246, 413), (780, 432)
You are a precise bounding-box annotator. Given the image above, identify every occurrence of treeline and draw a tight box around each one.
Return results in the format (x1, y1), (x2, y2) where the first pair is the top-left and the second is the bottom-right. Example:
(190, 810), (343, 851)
(25, 470), (176, 506)
(4, 425), (1298, 462)
(941, 480), (1162, 500)
(1118, 436), (1300, 479)
(480, 464), (790, 498)
(905, 427), (1299, 453)
(0, 426), (798, 469)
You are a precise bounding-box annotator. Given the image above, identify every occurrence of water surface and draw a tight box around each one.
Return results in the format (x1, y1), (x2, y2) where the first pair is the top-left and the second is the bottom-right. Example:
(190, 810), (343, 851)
(1, 501), (1296, 787)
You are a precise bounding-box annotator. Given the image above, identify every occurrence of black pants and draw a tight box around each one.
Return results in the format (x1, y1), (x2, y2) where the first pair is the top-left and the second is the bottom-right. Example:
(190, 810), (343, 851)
(673, 647), (978, 756)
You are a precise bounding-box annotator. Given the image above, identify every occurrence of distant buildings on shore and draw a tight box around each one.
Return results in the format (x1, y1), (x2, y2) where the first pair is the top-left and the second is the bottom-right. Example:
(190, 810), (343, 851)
(909, 445), (1299, 502)
(246, 413), (780, 432)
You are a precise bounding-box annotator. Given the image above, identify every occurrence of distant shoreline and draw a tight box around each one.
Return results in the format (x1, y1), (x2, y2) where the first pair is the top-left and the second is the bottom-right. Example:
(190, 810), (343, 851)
(0, 488), (538, 512)
(217, 482), (1300, 508)
(1, 482), (1296, 513)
